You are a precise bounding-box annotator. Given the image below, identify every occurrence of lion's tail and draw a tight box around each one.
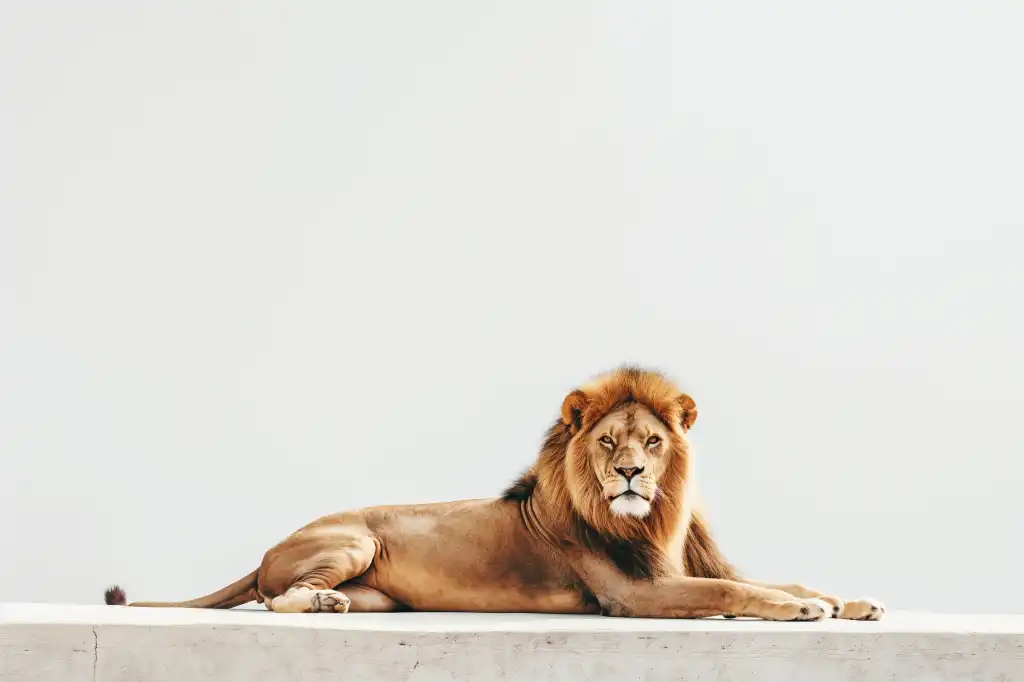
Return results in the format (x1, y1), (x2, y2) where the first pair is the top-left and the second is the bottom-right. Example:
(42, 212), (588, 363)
(104, 570), (259, 609)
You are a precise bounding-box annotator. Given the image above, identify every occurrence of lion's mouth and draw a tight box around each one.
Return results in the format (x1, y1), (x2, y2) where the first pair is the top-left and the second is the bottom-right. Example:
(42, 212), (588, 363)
(608, 488), (654, 518)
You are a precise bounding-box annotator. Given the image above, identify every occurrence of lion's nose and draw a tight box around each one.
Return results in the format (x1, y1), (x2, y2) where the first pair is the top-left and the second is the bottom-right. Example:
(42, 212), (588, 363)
(615, 466), (644, 481)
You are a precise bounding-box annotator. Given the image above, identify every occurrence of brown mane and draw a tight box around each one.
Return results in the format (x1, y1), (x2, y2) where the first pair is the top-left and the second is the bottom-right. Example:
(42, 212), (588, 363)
(504, 365), (737, 581)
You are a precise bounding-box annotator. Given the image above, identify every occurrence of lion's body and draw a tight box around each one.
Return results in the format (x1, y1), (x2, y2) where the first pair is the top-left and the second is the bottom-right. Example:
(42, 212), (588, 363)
(106, 367), (884, 622)
(257, 499), (593, 614)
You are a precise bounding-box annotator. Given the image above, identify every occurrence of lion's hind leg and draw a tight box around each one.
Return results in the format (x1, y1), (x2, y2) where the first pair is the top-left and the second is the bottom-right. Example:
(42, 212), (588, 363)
(259, 527), (384, 614)
(270, 585), (352, 613)
(340, 584), (407, 612)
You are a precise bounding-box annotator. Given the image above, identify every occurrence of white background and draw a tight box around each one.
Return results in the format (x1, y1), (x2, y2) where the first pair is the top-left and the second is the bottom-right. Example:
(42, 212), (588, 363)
(2, 1), (1021, 613)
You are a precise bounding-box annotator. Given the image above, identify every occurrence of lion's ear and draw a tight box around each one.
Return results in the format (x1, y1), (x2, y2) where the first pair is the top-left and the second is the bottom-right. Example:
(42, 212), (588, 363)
(677, 394), (697, 431)
(561, 389), (589, 431)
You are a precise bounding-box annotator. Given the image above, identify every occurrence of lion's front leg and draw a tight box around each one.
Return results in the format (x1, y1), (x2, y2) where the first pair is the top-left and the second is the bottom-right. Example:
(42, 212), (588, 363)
(744, 580), (886, 621)
(602, 576), (833, 621)
(570, 550), (833, 621)
(838, 598), (885, 620)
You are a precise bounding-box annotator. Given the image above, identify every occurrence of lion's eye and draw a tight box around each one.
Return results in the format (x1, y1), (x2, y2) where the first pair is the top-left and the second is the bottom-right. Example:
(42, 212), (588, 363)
(598, 435), (614, 447)
(646, 435), (662, 447)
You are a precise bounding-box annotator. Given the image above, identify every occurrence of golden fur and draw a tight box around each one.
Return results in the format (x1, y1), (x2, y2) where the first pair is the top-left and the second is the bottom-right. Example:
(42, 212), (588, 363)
(105, 366), (885, 621)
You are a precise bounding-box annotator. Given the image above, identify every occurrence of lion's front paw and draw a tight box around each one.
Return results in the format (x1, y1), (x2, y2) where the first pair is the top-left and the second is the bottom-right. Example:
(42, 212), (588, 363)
(309, 589), (351, 613)
(839, 597), (885, 621)
(768, 598), (831, 621)
(816, 595), (844, 618)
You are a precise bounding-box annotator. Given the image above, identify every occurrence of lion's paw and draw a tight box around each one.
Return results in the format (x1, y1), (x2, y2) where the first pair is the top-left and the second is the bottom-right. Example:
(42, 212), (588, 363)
(309, 589), (351, 613)
(839, 597), (885, 621)
(769, 598), (831, 621)
(816, 594), (844, 618)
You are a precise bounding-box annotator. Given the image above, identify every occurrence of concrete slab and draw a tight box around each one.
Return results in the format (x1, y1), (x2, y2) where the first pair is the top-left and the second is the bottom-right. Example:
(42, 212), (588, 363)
(2, 602), (1023, 681)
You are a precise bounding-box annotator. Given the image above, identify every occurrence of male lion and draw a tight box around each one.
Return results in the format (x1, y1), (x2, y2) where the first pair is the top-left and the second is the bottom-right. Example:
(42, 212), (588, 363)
(105, 367), (884, 620)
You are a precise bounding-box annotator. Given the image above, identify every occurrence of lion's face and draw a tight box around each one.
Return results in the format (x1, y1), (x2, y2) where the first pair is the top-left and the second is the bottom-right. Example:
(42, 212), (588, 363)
(553, 367), (697, 533)
(585, 403), (674, 518)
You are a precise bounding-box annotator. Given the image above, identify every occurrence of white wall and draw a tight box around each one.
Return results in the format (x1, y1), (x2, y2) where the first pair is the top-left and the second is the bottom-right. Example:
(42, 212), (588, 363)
(2, 1), (1021, 613)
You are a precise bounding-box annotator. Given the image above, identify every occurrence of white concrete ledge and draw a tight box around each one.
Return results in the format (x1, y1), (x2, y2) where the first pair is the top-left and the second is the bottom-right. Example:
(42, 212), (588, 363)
(2, 603), (1023, 681)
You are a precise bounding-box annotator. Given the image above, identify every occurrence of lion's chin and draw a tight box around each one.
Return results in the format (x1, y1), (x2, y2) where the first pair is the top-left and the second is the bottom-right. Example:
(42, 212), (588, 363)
(609, 493), (652, 518)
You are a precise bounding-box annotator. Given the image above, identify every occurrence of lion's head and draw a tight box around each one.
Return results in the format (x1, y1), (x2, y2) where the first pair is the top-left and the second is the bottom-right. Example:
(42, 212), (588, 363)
(505, 366), (698, 555)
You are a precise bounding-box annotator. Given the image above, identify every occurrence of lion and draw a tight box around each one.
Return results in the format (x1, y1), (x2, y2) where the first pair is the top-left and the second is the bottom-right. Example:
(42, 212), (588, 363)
(105, 366), (884, 621)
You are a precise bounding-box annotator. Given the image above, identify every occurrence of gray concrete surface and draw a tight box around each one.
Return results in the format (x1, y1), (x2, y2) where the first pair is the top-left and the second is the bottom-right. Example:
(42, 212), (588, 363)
(2, 603), (1023, 681)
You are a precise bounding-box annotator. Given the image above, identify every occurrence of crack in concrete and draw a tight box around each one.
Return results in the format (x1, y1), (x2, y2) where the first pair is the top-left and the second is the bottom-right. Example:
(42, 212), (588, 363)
(92, 626), (98, 682)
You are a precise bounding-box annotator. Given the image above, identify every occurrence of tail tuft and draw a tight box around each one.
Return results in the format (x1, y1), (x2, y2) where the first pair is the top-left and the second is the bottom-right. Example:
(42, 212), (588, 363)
(104, 585), (127, 605)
